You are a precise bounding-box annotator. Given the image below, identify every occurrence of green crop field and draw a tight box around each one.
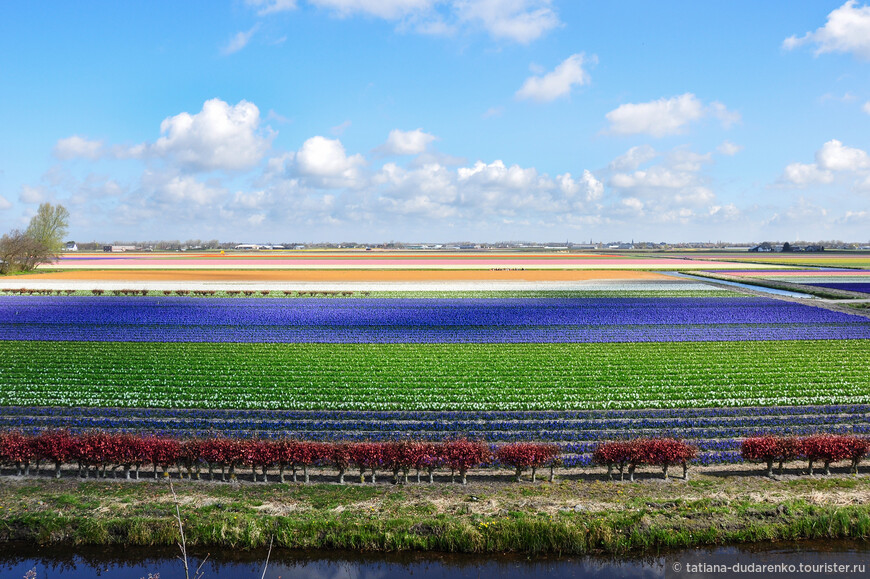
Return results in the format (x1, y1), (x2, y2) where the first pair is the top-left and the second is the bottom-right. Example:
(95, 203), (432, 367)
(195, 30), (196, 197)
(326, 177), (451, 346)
(1, 340), (868, 411)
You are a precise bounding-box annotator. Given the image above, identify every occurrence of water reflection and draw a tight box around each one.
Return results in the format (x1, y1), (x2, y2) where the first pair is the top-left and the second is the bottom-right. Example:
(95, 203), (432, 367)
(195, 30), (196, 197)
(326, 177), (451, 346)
(1, 541), (868, 579)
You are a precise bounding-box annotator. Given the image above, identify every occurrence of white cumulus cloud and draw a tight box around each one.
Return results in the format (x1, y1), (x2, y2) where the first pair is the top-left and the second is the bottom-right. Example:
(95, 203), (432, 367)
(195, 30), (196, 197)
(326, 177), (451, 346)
(815, 139), (870, 171)
(295, 136), (366, 187)
(516, 53), (591, 102)
(54, 136), (104, 160)
(381, 128), (437, 155)
(458, 159), (542, 190)
(780, 162), (835, 187)
(779, 140), (870, 188)
(0, 196), (11, 210)
(608, 145), (658, 172)
(557, 170), (603, 202)
(784, 1), (870, 60)
(605, 93), (738, 137)
(155, 175), (227, 206)
(611, 167), (697, 190)
(151, 99), (272, 172)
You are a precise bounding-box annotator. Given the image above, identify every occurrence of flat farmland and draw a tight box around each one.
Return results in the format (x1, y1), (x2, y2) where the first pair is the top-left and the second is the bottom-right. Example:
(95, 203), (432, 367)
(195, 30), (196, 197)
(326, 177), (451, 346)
(1, 289), (869, 467)
(9, 268), (677, 282)
(40, 251), (790, 271)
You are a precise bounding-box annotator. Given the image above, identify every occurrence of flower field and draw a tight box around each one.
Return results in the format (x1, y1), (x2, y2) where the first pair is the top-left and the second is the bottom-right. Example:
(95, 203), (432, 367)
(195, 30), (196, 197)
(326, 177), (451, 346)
(1, 295), (868, 343)
(44, 251), (789, 271)
(1, 340), (868, 410)
(1, 289), (868, 469)
(800, 282), (870, 295)
(2, 404), (868, 467)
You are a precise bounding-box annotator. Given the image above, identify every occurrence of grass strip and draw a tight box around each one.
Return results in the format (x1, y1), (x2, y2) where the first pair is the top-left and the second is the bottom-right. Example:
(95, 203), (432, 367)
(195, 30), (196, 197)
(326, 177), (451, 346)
(2, 476), (870, 555)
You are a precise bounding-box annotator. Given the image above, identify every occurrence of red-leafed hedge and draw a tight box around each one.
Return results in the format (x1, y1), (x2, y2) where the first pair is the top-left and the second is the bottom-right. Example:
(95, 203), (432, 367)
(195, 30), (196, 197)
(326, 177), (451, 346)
(593, 439), (697, 481)
(496, 443), (560, 482)
(742, 434), (869, 476)
(741, 436), (800, 477)
(3, 430), (869, 485)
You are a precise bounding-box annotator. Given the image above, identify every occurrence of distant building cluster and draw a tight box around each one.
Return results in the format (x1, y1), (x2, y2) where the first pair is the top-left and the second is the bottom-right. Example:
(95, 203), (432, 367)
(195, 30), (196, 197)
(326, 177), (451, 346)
(55, 239), (870, 253)
(748, 242), (825, 253)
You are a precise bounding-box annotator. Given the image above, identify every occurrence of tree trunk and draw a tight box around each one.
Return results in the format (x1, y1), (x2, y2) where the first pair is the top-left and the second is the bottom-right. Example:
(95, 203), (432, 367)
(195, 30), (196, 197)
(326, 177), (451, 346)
(808, 459), (814, 476)
(682, 462), (688, 480)
(460, 469), (468, 485)
(515, 467), (522, 482)
(304, 465), (310, 484)
(766, 459), (774, 478)
(338, 469), (345, 485)
(531, 466), (537, 483)
(824, 461), (831, 476)
(55, 461), (63, 479)
(663, 464), (669, 480)
(628, 464), (636, 482)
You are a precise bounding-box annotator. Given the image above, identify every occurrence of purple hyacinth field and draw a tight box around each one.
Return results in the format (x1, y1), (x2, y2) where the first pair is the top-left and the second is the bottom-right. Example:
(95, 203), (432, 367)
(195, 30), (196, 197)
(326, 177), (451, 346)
(1, 295), (868, 343)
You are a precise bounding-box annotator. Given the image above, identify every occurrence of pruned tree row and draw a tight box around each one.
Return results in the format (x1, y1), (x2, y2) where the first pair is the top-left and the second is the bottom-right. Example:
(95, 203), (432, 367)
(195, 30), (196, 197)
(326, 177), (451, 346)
(3, 431), (866, 485)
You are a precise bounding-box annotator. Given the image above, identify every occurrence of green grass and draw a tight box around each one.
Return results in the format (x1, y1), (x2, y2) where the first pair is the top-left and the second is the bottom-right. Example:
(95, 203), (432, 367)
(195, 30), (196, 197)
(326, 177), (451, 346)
(3, 474), (870, 555)
(0, 340), (867, 410)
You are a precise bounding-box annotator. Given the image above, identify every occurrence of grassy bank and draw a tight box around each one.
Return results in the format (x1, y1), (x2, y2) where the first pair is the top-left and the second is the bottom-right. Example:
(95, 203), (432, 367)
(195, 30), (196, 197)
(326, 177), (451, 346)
(2, 467), (870, 555)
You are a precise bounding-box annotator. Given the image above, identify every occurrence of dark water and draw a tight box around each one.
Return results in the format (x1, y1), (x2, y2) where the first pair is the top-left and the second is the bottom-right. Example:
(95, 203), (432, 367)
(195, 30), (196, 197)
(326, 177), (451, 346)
(2, 541), (870, 579)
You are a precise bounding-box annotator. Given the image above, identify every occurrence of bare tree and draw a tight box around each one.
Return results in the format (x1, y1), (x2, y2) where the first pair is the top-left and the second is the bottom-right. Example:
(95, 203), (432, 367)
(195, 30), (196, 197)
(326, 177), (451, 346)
(0, 230), (53, 273)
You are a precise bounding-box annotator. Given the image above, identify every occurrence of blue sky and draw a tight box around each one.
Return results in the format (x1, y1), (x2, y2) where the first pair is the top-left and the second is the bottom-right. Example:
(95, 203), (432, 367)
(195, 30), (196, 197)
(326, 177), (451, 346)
(1, 1), (869, 243)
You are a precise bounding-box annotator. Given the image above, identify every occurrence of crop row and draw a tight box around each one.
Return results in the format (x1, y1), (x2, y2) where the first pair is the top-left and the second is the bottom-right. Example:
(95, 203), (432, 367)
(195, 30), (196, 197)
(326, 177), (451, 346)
(1, 341), (867, 411)
(3, 323), (868, 344)
(2, 296), (868, 344)
(804, 282), (870, 295)
(3, 404), (866, 466)
(0, 289), (741, 299)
